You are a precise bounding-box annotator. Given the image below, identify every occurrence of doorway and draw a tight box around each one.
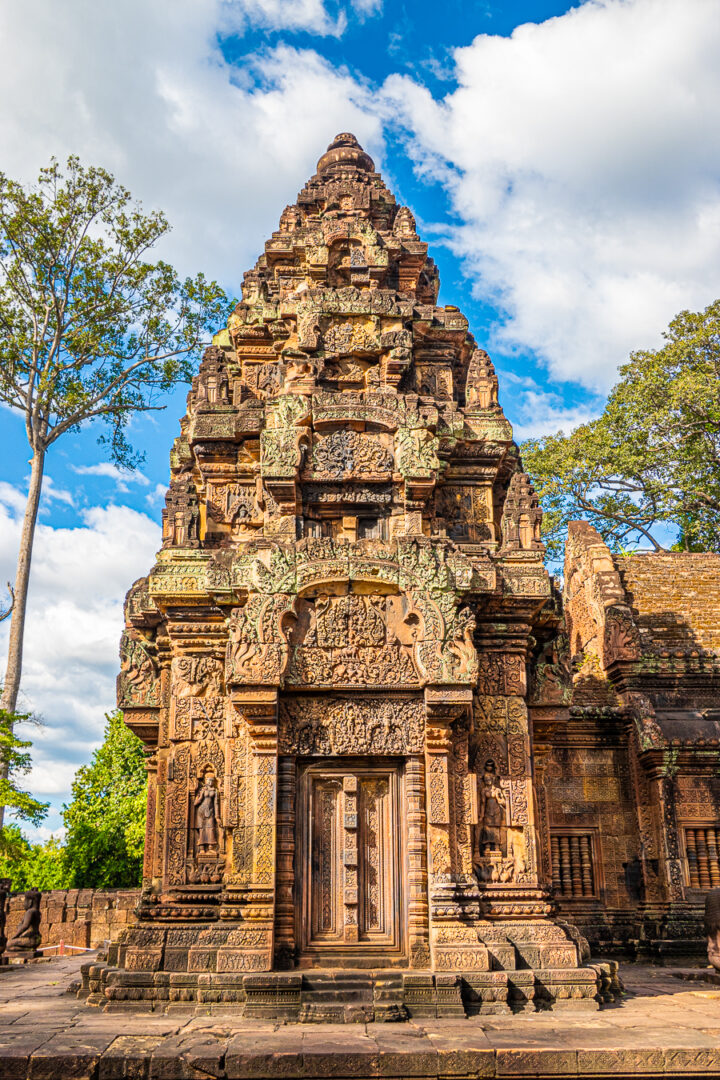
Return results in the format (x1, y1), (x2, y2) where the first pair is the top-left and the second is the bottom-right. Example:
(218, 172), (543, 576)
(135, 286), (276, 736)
(296, 761), (406, 966)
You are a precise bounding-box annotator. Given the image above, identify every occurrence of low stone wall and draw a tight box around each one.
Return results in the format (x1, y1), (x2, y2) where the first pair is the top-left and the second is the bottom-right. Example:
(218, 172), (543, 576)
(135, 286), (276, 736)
(5, 888), (140, 950)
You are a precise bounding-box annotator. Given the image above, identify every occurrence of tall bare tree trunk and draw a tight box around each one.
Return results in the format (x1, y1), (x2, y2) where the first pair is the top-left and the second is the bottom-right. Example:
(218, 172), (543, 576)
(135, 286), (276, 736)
(0, 448), (45, 827)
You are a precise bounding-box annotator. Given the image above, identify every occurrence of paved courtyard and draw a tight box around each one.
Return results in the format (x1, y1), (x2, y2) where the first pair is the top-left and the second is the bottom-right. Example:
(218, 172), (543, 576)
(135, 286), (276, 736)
(0, 955), (719, 1078)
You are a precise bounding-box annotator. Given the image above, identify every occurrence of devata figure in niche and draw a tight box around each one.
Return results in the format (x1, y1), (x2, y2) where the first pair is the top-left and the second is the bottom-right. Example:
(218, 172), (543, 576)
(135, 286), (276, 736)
(194, 771), (222, 855)
(477, 759), (507, 857)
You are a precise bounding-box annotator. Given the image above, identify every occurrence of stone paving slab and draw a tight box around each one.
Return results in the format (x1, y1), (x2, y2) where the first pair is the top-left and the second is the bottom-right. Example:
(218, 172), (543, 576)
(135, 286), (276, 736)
(0, 956), (719, 1079)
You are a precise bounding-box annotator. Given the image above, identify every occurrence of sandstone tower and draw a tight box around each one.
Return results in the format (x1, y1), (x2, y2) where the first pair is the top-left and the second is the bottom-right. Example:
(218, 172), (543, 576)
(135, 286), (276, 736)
(86, 134), (626, 1016)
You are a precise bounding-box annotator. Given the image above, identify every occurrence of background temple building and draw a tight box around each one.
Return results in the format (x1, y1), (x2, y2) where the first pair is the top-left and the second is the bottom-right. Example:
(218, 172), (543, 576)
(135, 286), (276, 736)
(83, 134), (719, 1017)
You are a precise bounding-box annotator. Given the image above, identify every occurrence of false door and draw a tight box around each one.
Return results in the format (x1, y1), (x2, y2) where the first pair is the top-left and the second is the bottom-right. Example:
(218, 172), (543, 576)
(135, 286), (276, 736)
(298, 763), (405, 963)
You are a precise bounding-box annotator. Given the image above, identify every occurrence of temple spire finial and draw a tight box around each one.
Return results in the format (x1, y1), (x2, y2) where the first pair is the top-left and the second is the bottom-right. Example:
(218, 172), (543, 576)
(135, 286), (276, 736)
(316, 131), (374, 175)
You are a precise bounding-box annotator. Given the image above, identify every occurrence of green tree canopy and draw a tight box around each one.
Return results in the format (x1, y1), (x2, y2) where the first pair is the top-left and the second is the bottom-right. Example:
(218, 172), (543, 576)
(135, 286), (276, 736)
(61, 711), (147, 889)
(521, 299), (720, 561)
(0, 826), (65, 891)
(0, 155), (228, 469)
(0, 156), (229, 770)
(0, 709), (48, 833)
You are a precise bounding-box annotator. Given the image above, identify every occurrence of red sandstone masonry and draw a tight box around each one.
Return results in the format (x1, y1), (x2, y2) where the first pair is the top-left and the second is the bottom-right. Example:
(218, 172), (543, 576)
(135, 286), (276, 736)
(4, 888), (140, 951)
(615, 552), (720, 653)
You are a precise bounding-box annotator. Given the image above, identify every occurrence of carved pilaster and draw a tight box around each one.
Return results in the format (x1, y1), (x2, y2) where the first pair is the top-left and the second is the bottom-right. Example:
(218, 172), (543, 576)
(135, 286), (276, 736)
(142, 755), (158, 893)
(627, 726), (663, 905)
(225, 689), (279, 971)
(472, 692), (549, 917)
(406, 755), (430, 968)
(651, 771), (685, 903)
(274, 756), (296, 968)
(532, 744), (552, 889)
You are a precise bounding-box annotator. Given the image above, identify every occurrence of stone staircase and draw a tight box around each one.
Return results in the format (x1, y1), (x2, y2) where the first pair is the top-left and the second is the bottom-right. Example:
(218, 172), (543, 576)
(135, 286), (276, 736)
(291, 972), (406, 1022)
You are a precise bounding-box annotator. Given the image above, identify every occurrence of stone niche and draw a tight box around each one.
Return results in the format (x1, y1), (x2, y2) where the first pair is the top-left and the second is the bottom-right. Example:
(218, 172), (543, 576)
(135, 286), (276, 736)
(82, 134), (622, 1019)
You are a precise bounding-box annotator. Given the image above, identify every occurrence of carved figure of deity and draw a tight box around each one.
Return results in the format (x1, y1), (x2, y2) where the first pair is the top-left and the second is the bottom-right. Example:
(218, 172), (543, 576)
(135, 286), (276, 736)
(476, 759), (507, 857)
(705, 888), (720, 971)
(194, 772), (222, 855)
(6, 887), (41, 957)
(0, 878), (9, 958)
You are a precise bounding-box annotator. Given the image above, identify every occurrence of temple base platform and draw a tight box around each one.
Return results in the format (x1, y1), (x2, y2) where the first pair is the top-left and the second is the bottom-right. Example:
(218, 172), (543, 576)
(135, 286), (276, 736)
(79, 919), (622, 1018)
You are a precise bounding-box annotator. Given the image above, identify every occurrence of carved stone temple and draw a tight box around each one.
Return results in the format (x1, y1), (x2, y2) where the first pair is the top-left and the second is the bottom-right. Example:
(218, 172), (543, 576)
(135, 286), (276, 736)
(84, 133), (719, 1017)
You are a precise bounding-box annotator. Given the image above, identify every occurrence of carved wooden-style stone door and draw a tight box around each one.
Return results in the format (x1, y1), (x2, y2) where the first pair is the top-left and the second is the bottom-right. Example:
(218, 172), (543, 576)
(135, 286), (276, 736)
(297, 763), (405, 964)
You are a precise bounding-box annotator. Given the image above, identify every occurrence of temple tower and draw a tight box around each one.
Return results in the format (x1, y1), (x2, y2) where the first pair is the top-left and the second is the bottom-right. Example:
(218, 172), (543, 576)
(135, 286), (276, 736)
(90, 134), (614, 1016)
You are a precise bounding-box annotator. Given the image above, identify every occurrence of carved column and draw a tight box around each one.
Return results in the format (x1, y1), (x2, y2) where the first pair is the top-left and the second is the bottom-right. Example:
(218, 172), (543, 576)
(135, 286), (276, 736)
(531, 742), (552, 889)
(226, 690), (279, 972)
(142, 755), (158, 893)
(424, 687), (484, 970)
(649, 768), (685, 903)
(472, 625), (550, 919)
(626, 727), (663, 906)
(164, 742), (192, 888)
(274, 755), (296, 968)
(425, 708), (452, 881)
(154, 754), (167, 883)
(406, 755), (430, 968)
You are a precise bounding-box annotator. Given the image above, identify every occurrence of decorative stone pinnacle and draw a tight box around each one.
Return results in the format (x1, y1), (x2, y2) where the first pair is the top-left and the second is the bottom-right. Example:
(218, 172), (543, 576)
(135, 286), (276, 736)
(316, 132), (374, 175)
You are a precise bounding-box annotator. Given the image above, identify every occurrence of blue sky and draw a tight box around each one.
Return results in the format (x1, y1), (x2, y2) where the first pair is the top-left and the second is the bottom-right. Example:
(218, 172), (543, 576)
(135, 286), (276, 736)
(1, 0), (719, 837)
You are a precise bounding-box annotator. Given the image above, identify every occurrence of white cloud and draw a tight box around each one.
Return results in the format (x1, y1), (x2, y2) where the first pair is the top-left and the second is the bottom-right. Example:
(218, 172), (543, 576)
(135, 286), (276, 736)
(0, 476), (75, 519)
(498, 371), (600, 441)
(0, 0), (382, 297)
(512, 397), (598, 443)
(0, 493), (160, 809)
(146, 483), (169, 508)
(0, 483), (29, 517)
(2, 0), (717, 397)
(225, 0), (347, 36)
(41, 476), (75, 507)
(385, 0), (720, 389)
(25, 823), (66, 845)
(351, 0), (383, 16)
(72, 463), (151, 492)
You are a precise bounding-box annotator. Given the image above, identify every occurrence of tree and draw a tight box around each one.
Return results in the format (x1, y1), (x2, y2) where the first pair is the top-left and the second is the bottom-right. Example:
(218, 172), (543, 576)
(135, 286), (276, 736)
(0, 706), (54, 890)
(0, 709), (48, 832)
(0, 826), (65, 891)
(521, 299), (720, 560)
(62, 711), (147, 889)
(0, 156), (229, 751)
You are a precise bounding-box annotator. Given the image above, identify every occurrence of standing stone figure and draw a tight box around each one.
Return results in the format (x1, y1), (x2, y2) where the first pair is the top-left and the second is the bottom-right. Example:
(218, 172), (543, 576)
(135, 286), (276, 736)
(5, 887), (41, 959)
(0, 878), (10, 961)
(194, 773), (222, 855)
(477, 760), (507, 856)
(704, 888), (720, 970)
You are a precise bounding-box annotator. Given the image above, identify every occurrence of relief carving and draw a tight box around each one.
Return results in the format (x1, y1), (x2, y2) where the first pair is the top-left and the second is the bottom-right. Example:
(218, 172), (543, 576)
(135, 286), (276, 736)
(603, 608), (640, 663)
(323, 319), (379, 355)
(278, 697), (424, 755)
(193, 770), (222, 855)
(118, 630), (160, 708)
(472, 761), (531, 884)
(311, 430), (392, 478)
(476, 759), (507, 857)
(285, 593), (419, 687)
(395, 425), (440, 478)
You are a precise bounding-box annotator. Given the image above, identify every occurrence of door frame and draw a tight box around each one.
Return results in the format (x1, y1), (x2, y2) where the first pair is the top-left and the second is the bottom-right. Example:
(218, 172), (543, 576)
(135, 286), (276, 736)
(295, 758), (408, 967)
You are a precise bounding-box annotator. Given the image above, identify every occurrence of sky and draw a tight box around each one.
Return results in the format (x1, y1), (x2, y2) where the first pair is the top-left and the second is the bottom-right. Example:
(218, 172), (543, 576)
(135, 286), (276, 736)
(0, 0), (719, 839)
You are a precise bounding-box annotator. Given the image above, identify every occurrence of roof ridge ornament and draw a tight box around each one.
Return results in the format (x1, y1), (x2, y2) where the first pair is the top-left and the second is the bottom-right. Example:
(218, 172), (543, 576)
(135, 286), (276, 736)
(316, 132), (375, 175)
